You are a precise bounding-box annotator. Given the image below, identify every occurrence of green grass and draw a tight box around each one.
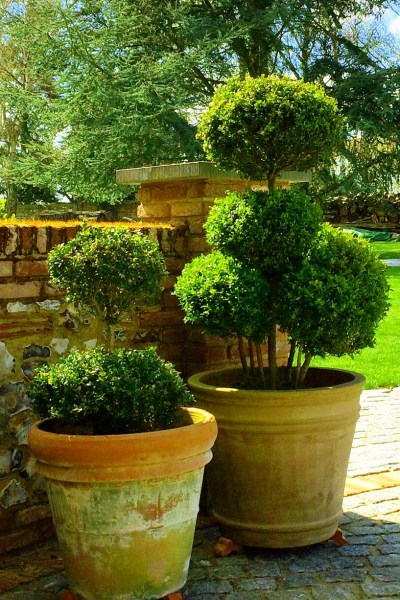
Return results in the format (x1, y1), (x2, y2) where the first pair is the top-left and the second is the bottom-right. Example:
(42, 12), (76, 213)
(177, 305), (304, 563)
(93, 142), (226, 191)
(370, 240), (400, 260)
(311, 241), (400, 389)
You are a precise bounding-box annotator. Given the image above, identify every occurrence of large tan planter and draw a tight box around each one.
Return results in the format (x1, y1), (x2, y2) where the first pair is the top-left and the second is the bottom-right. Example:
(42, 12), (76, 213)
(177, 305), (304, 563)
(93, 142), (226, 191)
(28, 407), (217, 600)
(188, 367), (364, 548)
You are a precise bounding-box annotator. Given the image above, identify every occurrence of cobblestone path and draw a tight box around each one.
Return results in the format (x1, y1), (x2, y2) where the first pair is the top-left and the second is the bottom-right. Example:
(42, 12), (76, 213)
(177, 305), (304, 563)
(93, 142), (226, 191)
(1, 388), (400, 599)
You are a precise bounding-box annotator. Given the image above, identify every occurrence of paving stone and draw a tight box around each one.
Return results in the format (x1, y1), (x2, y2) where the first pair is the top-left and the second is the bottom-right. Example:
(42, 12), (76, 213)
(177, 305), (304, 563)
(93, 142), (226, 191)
(345, 525), (385, 535)
(361, 582), (400, 596)
(286, 556), (329, 573)
(346, 535), (384, 545)
(246, 562), (282, 577)
(183, 594), (215, 600)
(187, 567), (208, 581)
(311, 585), (361, 600)
(382, 524), (400, 533)
(281, 573), (320, 587)
(225, 593), (270, 600)
(331, 556), (367, 569)
(338, 545), (372, 556)
(379, 544), (400, 554)
(383, 534), (400, 544)
(183, 579), (234, 595)
(323, 568), (367, 582)
(235, 578), (278, 592)
(208, 564), (249, 579)
(0, 593), (49, 599)
(370, 567), (400, 582)
(265, 591), (312, 599)
(369, 554), (400, 567)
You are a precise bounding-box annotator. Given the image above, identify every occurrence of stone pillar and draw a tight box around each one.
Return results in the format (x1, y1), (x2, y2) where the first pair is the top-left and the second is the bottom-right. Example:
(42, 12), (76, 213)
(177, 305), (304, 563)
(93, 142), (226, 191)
(116, 161), (310, 375)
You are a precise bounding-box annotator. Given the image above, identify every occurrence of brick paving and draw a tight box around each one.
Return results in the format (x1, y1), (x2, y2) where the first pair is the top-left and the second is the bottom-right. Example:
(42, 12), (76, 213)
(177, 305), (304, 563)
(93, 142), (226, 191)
(1, 387), (400, 599)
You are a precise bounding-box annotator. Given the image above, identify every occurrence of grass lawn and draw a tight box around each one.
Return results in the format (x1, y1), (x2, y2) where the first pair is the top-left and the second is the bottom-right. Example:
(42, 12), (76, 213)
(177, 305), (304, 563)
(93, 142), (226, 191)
(311, 241), (400, 389)
(370, 240), (400, 260)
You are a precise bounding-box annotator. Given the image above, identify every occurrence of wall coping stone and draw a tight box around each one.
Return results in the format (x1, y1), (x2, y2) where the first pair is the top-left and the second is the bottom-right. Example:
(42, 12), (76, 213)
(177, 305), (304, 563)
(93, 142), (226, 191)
(116, 161), (311, 185)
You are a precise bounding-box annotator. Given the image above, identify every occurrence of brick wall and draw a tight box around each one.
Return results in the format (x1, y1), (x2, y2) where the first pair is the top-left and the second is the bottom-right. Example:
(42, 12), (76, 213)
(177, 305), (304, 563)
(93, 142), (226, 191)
(14, 200), (138, 222)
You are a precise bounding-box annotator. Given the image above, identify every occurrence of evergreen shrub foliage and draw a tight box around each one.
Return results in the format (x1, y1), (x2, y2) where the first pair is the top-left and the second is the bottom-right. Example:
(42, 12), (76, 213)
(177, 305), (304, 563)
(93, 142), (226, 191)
(174, 251), (272, 343)
(280, 224), (390, 359)
(205, 188), (322, 273)
(29, 347), (194, 434)
(197, 75), (344, 184)
(48, 224), (167, 330)
(31, 224), (193, 434)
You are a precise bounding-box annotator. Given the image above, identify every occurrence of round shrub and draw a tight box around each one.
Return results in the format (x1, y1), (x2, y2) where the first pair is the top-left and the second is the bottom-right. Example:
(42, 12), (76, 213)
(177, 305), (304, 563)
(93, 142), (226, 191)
(280, 225), (390, 358)
(174, 251), (272, 343)
(48, 224), (167, 327)
(197, 75), (344, 183)
(29, 347), (194, 435)
(204, 188), (322, 274)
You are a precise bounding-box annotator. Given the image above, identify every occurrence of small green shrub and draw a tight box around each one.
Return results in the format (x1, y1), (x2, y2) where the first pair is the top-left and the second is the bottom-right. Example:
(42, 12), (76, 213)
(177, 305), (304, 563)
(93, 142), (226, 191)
(48, 224), (167, 348)
(197, 75), (344, 185)
(30, 224), (192, 435)
(29, 347), (194, 434)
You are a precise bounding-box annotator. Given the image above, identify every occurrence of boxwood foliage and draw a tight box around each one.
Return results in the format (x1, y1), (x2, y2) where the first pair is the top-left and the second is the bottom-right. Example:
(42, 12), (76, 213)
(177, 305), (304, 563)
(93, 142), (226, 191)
(176, 191), (390, 388)
(174, 251), (272, 343)
(197, 75), (344, 186)
(205, 188), (322, 274)
(32, 224), (193, 435)
(29, 347), (194, 435)
(280, 225), (390, 359)
(48, 224), (167, 331)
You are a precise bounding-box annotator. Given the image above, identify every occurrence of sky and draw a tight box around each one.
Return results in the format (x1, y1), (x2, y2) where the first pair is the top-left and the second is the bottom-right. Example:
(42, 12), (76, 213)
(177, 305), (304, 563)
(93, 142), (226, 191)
(384, 5), (400, 37)
(388, 16), (400, 35)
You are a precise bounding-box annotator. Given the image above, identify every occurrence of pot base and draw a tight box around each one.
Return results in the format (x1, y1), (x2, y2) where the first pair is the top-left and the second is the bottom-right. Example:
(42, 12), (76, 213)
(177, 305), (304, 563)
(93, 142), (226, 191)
(215, 513), (339, 548)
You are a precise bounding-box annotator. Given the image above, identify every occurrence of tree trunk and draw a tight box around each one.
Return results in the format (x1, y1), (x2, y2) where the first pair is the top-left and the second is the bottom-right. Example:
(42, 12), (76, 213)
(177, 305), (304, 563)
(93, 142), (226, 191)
(299, 352), (312, 386)
(238, 335), (249, 376)
(5, 183), (18, 216)
(268, 325), (277, 390)
(255, 343), (266, 388)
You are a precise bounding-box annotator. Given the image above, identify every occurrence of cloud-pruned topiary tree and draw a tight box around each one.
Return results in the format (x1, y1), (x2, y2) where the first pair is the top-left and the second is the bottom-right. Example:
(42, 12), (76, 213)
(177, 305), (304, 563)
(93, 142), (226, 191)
(175, 75), (389, 389)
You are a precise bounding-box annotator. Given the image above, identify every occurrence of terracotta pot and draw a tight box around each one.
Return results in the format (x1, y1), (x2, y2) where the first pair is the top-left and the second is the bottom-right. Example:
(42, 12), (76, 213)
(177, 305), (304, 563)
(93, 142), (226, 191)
(188, 367), (364, 548)
(29, 407), (217, 600)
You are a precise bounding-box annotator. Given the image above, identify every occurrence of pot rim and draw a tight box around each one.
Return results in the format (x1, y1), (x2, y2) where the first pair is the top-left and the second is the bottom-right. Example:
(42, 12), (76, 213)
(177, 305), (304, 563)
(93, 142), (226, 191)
(28, 406), (218, 481)
(188, 366), (365, 395)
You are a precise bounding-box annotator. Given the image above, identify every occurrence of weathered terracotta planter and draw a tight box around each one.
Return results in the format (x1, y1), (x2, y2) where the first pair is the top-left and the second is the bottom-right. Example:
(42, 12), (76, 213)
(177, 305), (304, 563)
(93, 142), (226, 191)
(188, 367), (364, 548)
(29, 407), (217, 600)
